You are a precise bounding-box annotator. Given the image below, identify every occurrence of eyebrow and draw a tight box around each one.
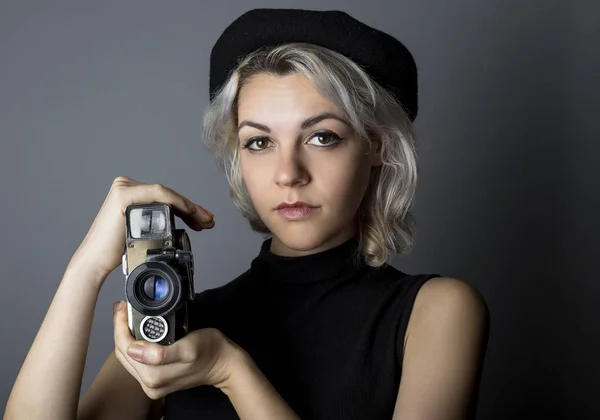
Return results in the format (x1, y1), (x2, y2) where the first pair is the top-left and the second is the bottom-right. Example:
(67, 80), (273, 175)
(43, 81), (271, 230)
(237, 112), (352, 134)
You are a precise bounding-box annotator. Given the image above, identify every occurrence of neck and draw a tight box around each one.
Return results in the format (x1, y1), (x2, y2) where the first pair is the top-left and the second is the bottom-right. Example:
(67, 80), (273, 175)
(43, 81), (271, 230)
(251, 233), (365, 285)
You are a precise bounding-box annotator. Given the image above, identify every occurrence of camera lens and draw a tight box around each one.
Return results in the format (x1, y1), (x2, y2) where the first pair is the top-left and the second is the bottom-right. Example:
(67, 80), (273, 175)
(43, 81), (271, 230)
(141, 275), (170, 302)
(126, 262), (182, 316)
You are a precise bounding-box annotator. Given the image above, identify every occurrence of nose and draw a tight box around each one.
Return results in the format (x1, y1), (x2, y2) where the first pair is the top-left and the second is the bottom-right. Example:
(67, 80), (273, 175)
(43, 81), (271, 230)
(273, 148), (309, 188)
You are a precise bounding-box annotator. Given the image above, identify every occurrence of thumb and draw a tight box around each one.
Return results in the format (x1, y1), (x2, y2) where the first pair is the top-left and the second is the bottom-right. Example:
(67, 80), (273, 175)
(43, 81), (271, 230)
(127, 341), (177, 366)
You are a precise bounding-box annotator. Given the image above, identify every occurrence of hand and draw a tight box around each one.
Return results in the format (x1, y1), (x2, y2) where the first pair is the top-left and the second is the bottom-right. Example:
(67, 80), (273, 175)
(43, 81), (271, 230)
(112, 301), (242, 400)
(67, 176), (215, 287)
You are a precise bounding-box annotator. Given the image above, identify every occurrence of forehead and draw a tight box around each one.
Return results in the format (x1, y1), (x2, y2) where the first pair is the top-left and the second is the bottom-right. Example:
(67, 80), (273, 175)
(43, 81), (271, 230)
(237, 73), (338, 117)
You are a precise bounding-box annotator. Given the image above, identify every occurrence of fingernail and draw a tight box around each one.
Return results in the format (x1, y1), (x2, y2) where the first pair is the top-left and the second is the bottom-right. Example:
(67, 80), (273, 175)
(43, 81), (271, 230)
(115, 301), (126, 314)
(127, 343), (144, 360)
(113, 302), (119, 314)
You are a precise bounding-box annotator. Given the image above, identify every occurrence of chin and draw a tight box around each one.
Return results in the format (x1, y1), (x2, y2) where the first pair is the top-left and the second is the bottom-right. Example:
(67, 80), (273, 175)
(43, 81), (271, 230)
(268, 222), (345, 255)
(276, 229), (324, 251)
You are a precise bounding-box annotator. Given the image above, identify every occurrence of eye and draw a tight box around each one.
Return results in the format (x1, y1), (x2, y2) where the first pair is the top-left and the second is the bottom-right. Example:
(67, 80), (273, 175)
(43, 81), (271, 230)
(241, 137), (273, 152)
(307, 131), (343, 147)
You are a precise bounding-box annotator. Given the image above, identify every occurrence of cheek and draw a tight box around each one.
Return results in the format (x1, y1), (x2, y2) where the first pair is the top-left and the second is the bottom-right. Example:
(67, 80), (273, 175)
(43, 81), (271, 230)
(322, 159), (372, 207)
(240, 157), (269, 203)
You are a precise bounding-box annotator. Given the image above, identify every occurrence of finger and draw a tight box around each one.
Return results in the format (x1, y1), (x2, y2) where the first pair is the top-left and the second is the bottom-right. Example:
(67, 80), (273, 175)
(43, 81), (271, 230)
(126, 341), (180, 366)
(115, 346), (174, 400)
(112, 302), (147, 380)
(127, 327), (209, 366)
(111, 175), (142, 189)
(78, 176), (141, 244)
(113, 301), (135, 353)
(132, 360), (191, 398)
(124, 344), (192, 392)
(179, 207), (215, 232)
(111, 302), (176, 398)
(114, 344), (144, 383)
(117, 183), (215, 232)
(111, 300), (180, 367)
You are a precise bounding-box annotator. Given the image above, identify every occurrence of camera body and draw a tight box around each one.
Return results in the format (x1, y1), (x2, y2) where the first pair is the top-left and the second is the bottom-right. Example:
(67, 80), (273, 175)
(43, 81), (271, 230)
(122, 203), (195, 345)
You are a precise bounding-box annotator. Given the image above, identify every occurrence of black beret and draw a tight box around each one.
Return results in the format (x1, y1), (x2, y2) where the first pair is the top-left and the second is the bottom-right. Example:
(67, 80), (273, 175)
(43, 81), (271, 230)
(209, 8), (419, 121)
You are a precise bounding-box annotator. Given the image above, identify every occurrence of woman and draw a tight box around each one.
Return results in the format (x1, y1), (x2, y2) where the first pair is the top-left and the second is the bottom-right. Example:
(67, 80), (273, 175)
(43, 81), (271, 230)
(4, 8), (489, 420)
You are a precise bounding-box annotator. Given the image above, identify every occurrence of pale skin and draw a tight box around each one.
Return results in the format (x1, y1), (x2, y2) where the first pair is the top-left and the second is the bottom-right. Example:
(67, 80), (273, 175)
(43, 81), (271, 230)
(4, 72), (489, 420)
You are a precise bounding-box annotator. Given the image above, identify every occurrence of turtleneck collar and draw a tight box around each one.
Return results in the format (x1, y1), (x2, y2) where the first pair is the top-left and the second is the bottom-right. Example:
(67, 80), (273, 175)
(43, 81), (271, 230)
(249, 235), (366, 285)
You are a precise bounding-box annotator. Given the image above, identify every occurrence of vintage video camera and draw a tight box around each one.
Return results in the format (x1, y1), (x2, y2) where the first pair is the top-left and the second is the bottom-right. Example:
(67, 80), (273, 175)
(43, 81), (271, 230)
(122, 203), (195, 344)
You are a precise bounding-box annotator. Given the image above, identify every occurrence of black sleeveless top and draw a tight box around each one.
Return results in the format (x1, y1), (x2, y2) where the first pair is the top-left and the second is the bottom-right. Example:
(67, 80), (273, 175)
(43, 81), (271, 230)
(164, 236), (440, 419)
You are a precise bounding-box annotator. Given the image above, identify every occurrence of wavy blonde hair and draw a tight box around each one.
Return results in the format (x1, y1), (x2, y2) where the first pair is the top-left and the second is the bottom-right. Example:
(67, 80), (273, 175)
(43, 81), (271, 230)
(202, 43), (420, 267)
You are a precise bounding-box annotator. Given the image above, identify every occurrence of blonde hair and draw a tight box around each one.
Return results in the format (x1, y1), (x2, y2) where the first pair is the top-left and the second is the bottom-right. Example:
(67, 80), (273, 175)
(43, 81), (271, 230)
(202, 43), (420, 267)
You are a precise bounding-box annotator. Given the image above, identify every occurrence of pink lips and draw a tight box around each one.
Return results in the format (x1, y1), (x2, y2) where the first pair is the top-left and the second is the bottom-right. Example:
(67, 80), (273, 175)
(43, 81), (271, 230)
(275, 201), (318, 220)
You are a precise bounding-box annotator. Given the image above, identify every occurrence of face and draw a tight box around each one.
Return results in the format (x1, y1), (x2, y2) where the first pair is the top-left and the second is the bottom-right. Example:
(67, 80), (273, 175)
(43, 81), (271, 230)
(237, 73), (381, 256)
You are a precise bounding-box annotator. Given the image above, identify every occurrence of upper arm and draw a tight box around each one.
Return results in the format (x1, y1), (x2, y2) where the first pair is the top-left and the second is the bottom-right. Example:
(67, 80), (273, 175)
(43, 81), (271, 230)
(392, 277), (490, 420)
(77, 351), (164, 420)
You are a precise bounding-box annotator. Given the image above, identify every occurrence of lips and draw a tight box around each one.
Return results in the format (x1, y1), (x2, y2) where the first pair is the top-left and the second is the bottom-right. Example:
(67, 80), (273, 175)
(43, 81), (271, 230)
(275, 201), (316, 210)
(275, 202), (319, 220)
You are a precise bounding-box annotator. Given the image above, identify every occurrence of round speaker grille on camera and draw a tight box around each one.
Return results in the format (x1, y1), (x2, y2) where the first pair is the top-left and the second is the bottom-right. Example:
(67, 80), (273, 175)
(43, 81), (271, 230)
(140, 316), (168, 342)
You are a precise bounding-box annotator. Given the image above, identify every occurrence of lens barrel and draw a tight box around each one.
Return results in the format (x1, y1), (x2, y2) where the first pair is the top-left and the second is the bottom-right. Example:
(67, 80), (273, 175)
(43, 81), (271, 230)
(126, 261), (182, 316)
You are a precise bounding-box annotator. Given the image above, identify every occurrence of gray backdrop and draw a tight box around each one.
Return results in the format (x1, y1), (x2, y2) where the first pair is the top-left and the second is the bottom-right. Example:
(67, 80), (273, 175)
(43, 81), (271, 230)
(1, 1), (597, 419)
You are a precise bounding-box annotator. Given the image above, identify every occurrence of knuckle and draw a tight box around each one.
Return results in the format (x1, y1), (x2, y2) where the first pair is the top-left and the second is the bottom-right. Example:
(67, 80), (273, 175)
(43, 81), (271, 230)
(143, 371), (162, 390)
(143, 386), (163, 400)
(110, 183), (127, 200)
(180, 344), (198, 363)
(113, 176), (129, 184)
(113, 331), (128, 352)
(151, 183), (166, 193)
(113, 336), (126, 352)
(153, 346), (167, 364)
(114, 348), (125, 364)
(208, 327), (224, 340)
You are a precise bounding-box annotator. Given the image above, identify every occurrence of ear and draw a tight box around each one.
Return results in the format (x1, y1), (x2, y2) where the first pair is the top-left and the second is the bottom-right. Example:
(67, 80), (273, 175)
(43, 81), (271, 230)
(370, 137), (383, 167)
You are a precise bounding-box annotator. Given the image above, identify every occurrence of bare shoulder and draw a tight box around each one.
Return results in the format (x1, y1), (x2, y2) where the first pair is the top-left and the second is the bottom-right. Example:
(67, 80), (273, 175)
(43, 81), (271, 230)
(405, 277), (489, 347)
(414, 276), (488, 320)
(393, 277), (490, 419)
